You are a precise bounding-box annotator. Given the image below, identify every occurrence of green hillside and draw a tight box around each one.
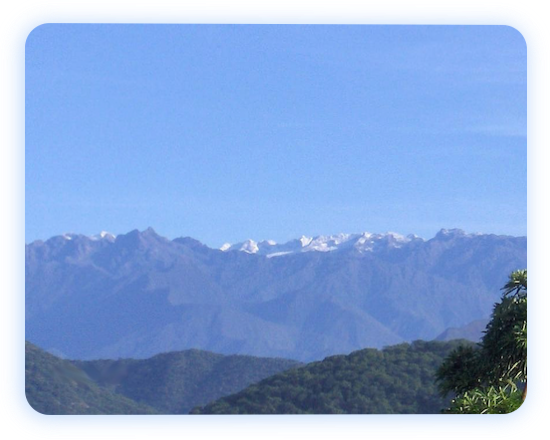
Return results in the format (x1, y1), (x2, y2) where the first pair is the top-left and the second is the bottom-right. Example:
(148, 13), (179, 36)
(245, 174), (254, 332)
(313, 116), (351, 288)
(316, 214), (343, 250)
(192, 340), (469, 414)
(26, 339), (472, 415)
(73, 349), (301, 414)
(25, 341), (157, 414)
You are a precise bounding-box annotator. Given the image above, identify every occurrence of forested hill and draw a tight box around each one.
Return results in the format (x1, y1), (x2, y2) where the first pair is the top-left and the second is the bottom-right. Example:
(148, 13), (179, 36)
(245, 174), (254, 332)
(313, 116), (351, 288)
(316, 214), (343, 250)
(191, 340), (471, 414)
(26, 340), (300, 415)
(28, 339), (474, 415)
(73, 349), (301, 414)
(25, 341), (157, 414)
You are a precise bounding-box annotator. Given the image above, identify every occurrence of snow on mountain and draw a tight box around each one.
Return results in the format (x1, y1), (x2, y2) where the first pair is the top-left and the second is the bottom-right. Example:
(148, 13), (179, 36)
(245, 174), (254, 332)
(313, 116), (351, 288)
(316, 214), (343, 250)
(43, 229), (477, 256)
(222, 239), (260, 254)
(220, 231), (425, 257)
(60, 231), (116, 242)
(26, 227), (527, 362)
(90, 231), (116, 241)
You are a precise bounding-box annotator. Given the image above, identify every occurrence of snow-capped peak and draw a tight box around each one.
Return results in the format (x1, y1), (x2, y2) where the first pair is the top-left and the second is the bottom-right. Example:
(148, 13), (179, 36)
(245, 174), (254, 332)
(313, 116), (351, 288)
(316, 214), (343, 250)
(90, 231), (116, 241)
(221, 239), (259, 254)
(299, 236), (312, 247)
(220, 231), (424, 257)
(240, 239), (259, 254)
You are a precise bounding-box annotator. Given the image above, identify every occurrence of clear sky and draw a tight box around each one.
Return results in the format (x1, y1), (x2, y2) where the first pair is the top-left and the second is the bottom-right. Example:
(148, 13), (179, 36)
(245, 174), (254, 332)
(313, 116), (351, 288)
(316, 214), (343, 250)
(25, 24), (526, 247)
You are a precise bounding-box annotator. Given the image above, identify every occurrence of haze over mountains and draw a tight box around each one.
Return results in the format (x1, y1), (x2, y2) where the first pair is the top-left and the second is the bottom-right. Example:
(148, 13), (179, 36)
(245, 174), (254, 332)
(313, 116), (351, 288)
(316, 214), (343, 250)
(25, 228), (526, 362)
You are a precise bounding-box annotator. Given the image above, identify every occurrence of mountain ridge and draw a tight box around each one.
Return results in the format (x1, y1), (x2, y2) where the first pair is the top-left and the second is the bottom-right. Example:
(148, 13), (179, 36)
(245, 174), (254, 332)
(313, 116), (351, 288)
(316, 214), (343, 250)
(28, 227), (522, 254)
(26, 227), (526, 362)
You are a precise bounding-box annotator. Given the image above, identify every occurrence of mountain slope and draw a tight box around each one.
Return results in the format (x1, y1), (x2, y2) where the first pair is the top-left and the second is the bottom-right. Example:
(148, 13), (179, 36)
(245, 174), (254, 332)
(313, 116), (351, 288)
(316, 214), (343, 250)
(191, 340), (468, 414)
(434, 318), (489, 342)
(73, 349), (301, 414)
(25, 228), (526, 362)
(25, 341), (157, 415)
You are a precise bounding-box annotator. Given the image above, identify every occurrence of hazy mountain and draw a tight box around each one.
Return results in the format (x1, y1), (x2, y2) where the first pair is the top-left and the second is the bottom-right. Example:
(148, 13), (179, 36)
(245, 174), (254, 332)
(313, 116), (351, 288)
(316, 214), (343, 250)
(73, 349), (300, 414)
(25, 227), (526, 362)
(191, 340), (467, 414)
(25, 341), (157, 415)
(434, 318), (490, 342)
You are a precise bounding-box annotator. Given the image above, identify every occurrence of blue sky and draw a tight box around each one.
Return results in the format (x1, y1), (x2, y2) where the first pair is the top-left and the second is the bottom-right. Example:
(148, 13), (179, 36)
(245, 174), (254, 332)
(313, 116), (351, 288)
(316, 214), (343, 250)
(25, 24), (526, 246)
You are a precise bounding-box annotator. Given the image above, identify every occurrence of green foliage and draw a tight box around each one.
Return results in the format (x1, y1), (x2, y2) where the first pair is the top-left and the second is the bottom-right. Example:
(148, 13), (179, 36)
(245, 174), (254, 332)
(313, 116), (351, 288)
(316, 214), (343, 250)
(501, 269), (527, 298)
(436, 345), (486, 395)
(436, 269), (527, 414)
(445, 383), (523, 414)
(483, 273), (527, 383)
(191, 340), (465, 414)
(25, 342), (157, 414)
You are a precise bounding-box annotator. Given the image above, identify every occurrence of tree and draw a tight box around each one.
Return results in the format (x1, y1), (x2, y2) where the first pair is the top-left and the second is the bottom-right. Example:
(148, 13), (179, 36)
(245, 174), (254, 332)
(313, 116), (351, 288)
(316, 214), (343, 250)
(436, 270), (527, 413)
(482, 270), (527, 400)
(502, 269), (527, 297)
(436, 344), (485, 397)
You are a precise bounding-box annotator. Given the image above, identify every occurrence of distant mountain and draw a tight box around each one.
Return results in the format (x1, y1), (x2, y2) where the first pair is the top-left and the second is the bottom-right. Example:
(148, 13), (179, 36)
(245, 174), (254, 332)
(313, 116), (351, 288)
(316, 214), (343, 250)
(191, 340), (467, 414)
(73, 349), (300, 414)
(25, 227), (526, 362)
(25, 341), (157, 415)
(434, 318), (490, 342)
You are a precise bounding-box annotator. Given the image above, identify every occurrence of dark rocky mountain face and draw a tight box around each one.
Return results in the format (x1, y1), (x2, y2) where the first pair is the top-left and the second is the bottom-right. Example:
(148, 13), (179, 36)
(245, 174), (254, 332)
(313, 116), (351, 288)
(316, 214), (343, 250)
(25, 228), (526, 362)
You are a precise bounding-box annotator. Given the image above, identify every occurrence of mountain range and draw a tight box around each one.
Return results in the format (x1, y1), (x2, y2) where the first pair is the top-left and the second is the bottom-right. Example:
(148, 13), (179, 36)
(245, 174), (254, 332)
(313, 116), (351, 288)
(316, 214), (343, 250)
(25, 228), (526, 362)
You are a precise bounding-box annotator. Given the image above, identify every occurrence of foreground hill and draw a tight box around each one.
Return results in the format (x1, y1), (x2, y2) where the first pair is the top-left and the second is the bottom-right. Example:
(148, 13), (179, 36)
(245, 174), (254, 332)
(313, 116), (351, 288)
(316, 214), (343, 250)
(191, 340), (468, 414)
(25, 341), (157, 414)
(73, 349), (301, 414)
(26, 228), (526, 361)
